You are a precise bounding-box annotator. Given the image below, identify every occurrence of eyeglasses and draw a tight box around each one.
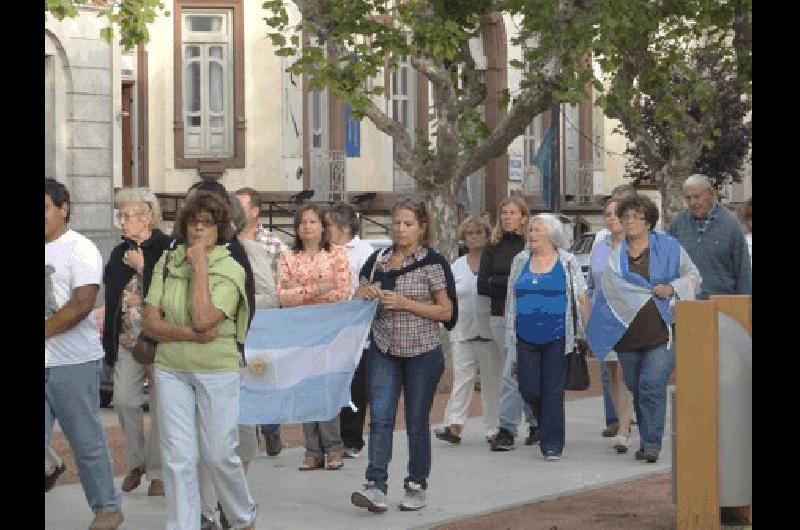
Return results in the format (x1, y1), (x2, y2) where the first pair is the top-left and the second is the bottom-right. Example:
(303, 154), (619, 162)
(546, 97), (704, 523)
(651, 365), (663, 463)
(621, 213), (646, 222)
(187, 218), (216, 229)
(117, 211), (147, 223)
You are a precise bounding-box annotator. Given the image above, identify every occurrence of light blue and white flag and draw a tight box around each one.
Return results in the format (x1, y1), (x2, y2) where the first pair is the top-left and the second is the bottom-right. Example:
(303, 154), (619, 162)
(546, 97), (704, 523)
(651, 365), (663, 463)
(239, 299), (378, 425)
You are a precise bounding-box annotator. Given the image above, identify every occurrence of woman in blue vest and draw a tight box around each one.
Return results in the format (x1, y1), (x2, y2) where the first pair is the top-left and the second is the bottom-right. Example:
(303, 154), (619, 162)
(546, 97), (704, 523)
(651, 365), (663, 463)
(505, 213), (589, 461)
(587, 195), (701, 463)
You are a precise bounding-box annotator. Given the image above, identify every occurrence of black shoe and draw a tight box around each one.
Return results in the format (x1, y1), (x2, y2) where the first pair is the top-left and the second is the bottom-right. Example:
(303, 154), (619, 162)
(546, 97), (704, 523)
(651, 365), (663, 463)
(524, 426), (540, 445)
(635, 449), (659, 463)
(602, 422), (619, 437)
(434, 426), (462, 444)
(201, 515), (219, 530)
(44, 462), (66, 493)
(218, 503), (230, 530)
(490, 428), (515, 451)
(266, 432), (282, 456)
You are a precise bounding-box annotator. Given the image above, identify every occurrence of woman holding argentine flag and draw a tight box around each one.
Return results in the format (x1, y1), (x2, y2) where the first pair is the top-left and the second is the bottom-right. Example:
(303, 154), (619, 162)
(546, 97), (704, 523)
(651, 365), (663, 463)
(350, 197), (457, 514)
(278, 203), (352, 472)
(587, 194), (701, 465)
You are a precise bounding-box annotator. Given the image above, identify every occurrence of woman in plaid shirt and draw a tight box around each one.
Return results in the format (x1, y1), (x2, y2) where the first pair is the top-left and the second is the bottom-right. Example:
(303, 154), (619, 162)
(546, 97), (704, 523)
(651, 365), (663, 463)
(350, 198), (456, 514)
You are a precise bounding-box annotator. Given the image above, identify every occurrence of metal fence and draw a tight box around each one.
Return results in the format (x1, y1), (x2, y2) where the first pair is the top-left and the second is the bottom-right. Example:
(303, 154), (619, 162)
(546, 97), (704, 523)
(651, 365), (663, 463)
(310, 149), (346, 202)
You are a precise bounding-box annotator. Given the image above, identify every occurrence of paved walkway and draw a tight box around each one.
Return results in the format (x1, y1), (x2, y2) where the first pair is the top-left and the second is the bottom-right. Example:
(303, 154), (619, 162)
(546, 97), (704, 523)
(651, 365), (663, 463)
(45, 395), (672, 529)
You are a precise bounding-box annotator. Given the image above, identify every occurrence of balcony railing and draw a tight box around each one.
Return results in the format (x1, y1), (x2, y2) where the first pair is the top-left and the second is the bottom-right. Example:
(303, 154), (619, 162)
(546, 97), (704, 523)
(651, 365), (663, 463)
(310, 149), (346, 202)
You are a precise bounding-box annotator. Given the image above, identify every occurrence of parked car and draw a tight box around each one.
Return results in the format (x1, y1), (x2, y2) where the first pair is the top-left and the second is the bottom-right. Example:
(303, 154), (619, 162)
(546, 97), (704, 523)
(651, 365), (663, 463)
(569, 232), (596, 283)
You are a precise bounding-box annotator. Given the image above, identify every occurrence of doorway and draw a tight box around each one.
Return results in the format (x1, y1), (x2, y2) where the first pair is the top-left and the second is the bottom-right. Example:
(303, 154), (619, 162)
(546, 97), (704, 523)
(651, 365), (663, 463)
(122, 81), (134, 187)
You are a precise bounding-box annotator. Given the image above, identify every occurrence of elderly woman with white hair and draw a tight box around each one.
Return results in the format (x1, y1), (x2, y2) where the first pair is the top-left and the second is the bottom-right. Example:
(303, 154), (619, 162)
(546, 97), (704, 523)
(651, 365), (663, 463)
(103, 187), (174, 496)
(504, 214), (589, 461)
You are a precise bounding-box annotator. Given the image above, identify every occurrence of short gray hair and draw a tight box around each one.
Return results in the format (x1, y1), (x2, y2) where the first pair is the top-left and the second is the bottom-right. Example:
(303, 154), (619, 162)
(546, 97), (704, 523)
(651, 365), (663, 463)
(683, 174), (714, 192)
(529, 213), (567, 250)
(115, 187), (162, 229)
(228, 192), (247, 234)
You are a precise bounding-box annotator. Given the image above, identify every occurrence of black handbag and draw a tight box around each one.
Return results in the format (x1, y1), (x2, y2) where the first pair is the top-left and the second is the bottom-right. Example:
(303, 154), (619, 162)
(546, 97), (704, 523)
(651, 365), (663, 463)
(131, 251), (170, 365)
(564, 264), (590, 391)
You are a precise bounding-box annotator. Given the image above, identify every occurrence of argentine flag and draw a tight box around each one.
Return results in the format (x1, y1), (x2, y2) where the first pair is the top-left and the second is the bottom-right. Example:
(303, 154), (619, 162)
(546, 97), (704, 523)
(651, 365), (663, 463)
(239, 299), (378, 425)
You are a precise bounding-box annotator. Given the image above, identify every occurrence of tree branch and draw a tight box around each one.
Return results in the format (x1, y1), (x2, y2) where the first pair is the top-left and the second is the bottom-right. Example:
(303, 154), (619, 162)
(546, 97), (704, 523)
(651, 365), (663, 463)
(456, 81), (556, 179)
(360, 98), (419, 178)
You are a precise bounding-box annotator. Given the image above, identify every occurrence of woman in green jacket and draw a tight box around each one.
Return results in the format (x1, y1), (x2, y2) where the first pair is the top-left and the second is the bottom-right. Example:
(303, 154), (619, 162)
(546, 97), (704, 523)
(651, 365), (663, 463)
(143, 191), (256, 530)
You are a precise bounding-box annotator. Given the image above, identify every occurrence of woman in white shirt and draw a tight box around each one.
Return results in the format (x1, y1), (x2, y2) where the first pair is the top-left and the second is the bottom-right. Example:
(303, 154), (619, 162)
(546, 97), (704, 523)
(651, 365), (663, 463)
(435, 217), (502, 444)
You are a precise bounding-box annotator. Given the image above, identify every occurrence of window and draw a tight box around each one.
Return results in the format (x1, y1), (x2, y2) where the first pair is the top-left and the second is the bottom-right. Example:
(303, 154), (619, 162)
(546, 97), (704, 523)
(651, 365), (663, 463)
(182, 10), (233, 158)
(390, 53), (416, 191)
(523, 116), (542, 194)
(173, 0), (245, 173)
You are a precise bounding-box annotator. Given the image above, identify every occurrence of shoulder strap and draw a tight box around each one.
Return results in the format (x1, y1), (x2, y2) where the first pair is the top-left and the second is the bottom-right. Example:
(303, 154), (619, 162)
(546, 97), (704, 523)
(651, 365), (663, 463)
(159, 251), (171, 308)
(369, 247), (388, 283)
(566, 258), (578, 333)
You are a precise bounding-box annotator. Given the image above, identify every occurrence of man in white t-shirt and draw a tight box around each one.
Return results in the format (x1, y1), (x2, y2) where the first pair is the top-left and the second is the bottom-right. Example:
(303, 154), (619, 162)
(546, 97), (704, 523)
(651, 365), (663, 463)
(326, 203), (375, 458)
(45, 178), (123, 530)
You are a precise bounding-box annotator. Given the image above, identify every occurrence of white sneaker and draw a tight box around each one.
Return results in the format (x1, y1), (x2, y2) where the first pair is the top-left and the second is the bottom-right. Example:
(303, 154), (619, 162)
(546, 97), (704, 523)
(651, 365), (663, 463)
(612, 435), (630, 454)
(351, 482), (387, 513)
(398, 481), (427, 511)
(343, 446), (362, 458)
(543, 450), (561, 461)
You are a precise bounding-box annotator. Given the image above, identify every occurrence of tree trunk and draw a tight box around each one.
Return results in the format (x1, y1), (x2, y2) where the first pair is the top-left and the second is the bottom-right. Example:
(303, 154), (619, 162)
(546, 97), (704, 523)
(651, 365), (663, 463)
(657, 156), (697, 227)
(425, 181), (461, 262)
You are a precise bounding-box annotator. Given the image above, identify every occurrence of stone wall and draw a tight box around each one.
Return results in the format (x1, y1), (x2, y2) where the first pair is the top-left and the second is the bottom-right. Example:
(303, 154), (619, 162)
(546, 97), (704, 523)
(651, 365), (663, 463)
(46, 9), (119, 271)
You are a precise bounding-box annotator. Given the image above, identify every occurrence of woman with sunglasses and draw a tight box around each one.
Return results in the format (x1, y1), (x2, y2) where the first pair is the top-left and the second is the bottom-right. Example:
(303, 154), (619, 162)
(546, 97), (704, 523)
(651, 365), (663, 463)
(102, 187), (173, 497)
(587, 194), (700, 464)
(350, 197), (457, 514)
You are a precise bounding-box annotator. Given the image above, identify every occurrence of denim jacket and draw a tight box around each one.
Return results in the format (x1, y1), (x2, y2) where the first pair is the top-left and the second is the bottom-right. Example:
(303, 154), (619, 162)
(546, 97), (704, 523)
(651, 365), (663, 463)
(503, 249), (587, 356)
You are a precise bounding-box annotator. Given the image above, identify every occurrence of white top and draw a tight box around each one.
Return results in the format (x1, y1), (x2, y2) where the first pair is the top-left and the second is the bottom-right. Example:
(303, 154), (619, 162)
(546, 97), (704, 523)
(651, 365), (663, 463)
(745, 233), (752, 265)
(240, 238), (279, 309)
(45, 229), (105, 367)
(449, 255), (492, 342)
(345, 236), (375, 297)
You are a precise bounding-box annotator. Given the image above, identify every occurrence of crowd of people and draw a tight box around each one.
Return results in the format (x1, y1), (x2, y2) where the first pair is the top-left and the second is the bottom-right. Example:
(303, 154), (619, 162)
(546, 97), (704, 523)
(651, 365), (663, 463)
(44, 173), (751, 529)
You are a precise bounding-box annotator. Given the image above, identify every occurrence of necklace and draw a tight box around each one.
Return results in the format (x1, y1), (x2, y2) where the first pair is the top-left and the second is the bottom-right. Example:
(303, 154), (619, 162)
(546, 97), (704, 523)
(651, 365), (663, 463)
(629, 247), (649, 263)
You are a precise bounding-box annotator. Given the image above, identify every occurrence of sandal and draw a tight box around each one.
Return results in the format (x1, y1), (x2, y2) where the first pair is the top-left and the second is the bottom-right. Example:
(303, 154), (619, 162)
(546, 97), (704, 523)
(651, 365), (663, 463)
(326, 453), (344, 470)
(298, 457), (324, 471)
(434, 426), (462, 444)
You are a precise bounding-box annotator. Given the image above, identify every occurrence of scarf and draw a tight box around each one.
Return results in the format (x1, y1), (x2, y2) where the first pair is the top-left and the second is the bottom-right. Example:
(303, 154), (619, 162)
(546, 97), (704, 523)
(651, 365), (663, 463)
(586, 230), (682, 360)
(361, 246), (459, 331)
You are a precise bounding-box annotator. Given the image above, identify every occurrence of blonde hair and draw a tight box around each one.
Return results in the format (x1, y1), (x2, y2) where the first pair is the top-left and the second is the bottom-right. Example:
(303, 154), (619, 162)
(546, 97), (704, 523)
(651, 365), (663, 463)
(458, 216), (491, 241)
(114, 187), (162, 230)
(490, 196), (530, 245)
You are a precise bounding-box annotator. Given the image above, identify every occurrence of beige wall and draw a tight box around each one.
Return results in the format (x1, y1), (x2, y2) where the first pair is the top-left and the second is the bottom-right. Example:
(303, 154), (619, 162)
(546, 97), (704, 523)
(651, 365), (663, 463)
(147, 1), (284, 193)
(146, 0), (393, 195)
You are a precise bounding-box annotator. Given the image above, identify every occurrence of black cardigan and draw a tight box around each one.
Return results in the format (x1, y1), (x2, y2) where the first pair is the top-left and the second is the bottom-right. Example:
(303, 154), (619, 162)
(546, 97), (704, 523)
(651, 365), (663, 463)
(477, 232), (526, 317)
(359, 246), (458, 331)
(102, 229), (175, 367)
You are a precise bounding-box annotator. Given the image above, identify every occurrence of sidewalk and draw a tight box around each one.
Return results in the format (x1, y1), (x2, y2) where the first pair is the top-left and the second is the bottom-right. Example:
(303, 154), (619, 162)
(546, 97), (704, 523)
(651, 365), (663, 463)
(45, 395), (671, 529)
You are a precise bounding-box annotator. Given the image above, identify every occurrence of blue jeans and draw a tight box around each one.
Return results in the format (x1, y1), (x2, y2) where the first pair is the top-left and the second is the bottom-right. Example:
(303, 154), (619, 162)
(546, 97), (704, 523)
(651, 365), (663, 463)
(491, 317), (536, 435)
(365, 344), (444, 494)
(45, 359), (121, 513)
(600, 362), (618, 426)
(260, 424), (280, 437)
(617, 343), (675, 453)
(516, 337), (568, 456)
